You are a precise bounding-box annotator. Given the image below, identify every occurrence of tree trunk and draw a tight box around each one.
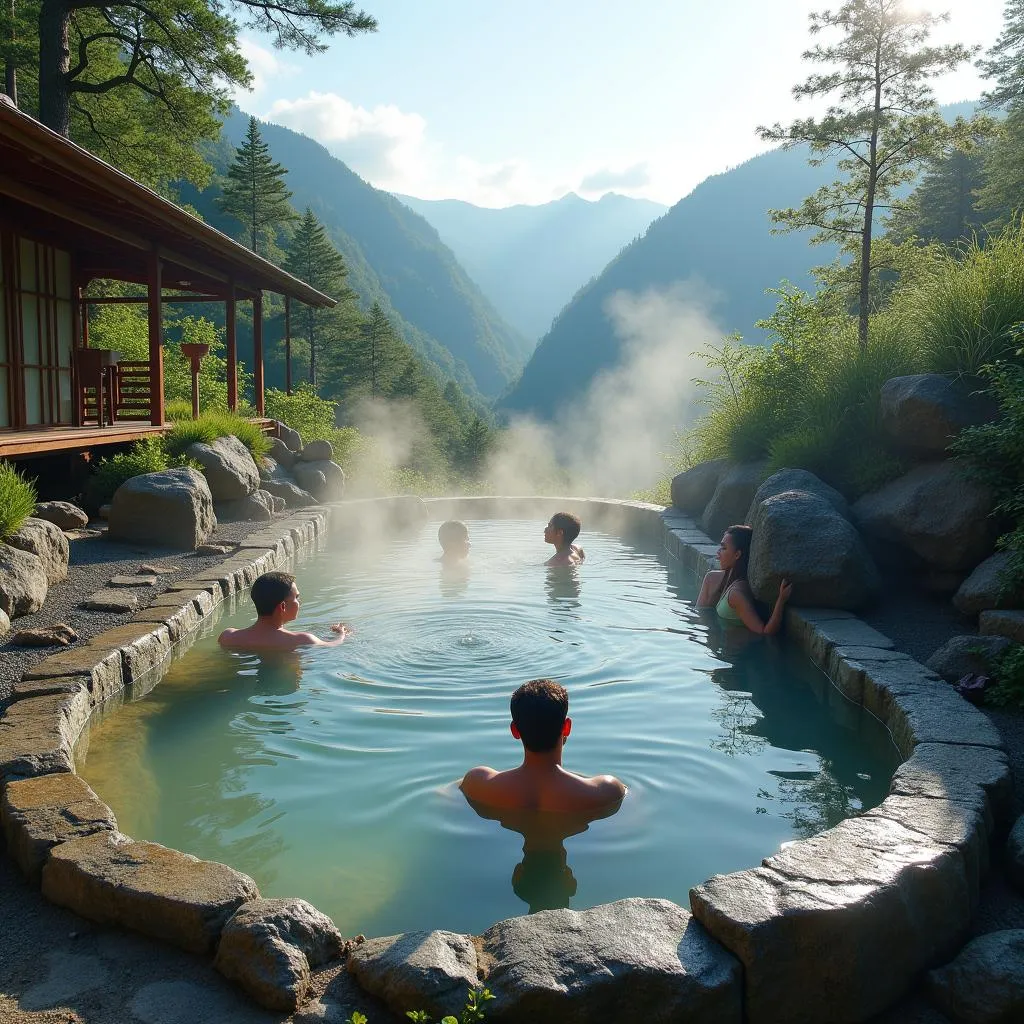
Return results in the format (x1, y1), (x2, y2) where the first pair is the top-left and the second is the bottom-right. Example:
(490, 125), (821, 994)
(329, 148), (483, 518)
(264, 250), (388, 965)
(4, 0), (17, 104)
(860, 41), (883, 354)
(38, 0), (72, 135)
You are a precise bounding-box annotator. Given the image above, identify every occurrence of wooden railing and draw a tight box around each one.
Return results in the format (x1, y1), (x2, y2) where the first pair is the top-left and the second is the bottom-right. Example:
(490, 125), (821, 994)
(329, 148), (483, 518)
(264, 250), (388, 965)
(110, 361), (152, 422)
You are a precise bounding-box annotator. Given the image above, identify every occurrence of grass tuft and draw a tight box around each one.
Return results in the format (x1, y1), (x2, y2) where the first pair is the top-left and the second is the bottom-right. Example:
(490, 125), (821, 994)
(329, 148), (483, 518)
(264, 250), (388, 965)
(0, 461), (38, 540)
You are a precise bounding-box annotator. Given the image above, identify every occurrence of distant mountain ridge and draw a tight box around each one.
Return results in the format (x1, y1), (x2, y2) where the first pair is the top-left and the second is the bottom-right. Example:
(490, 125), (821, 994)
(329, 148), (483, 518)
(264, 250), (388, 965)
(500, 101), (981, 420)
(395, 192), (666, 342)
(183, 108), (529, 401)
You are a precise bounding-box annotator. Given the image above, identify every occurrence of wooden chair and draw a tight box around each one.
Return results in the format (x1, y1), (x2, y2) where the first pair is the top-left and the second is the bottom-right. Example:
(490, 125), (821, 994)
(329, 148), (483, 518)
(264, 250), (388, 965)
(74, 348), (120, 427)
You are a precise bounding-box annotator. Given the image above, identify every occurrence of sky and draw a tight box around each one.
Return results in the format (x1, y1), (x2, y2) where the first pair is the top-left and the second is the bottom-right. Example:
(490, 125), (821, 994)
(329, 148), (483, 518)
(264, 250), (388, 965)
(236, 0), (1006, 209)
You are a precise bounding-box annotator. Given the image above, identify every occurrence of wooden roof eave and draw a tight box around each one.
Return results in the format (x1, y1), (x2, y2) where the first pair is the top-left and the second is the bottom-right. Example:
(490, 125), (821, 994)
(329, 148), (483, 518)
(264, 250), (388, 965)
(0, 101), (336, 310)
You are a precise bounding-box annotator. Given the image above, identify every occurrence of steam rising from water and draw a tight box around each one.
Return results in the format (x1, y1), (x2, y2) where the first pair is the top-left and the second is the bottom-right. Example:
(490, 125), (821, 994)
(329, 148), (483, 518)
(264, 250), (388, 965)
(342, 281), (725, 500)
(486, 281), (724, 497)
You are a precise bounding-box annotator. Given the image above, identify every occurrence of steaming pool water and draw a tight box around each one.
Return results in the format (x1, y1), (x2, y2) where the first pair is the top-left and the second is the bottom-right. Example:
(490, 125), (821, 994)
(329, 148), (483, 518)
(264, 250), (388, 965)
(78, 519), (900, 937)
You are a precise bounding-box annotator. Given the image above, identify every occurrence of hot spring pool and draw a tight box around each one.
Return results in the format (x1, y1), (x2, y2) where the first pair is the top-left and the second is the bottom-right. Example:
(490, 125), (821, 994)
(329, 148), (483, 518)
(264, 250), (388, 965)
(78, 518), (900, 937)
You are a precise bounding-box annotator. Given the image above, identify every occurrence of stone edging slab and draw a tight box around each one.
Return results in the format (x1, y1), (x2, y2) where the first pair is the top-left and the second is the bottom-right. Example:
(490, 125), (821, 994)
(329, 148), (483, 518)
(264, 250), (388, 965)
(0, 497), (1007, 1023)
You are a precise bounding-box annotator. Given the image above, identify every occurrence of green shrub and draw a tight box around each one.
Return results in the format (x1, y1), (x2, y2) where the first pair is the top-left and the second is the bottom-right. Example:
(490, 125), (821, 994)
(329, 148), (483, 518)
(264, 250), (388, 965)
(346, 986), (494, 1024)
(165, 399), (195, 422)
(164, 410), (271, 462)
(952, 349), (1024, 598)
(83, 436), (170, 510)
(899, 222), (1024, 375)
(986, 644), (1024, 708)
(0, 461), (38, 540)
(265, 385), (338, 443)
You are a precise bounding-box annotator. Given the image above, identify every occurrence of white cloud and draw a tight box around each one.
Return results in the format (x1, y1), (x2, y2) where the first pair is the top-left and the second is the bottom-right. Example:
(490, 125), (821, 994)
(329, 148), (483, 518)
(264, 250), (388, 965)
(578, 162), (651, 195)
(234, 38), (300, 101)
(267, 91), (430, 188)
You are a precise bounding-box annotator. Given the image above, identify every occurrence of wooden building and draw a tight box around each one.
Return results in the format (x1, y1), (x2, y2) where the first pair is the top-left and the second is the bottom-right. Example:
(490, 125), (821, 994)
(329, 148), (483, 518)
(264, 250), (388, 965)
(0, 96), (333, 459)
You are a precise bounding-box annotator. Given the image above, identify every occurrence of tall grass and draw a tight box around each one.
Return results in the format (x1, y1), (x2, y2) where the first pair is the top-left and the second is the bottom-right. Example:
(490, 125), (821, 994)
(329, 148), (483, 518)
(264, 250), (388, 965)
(164, 410), (271, 462)
(900, 223), (1024, 375)
(0, 461), (38, 540)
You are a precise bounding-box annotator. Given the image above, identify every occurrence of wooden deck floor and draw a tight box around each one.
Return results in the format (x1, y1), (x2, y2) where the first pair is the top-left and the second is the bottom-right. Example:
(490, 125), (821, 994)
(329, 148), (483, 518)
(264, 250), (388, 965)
(0, 419), (276, 459)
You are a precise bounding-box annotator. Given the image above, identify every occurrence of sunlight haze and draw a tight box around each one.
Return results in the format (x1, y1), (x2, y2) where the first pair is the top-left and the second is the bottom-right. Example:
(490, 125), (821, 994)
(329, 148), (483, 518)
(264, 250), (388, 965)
(238, 0), (1003, 208)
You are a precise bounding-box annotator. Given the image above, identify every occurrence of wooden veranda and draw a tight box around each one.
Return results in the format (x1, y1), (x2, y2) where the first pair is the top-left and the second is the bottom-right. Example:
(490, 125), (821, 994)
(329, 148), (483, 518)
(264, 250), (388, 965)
(0, 96), (334, 461)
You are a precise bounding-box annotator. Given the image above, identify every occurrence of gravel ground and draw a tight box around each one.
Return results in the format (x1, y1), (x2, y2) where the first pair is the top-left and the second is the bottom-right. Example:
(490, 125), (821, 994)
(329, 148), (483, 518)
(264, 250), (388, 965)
(0, 518), (268, 705)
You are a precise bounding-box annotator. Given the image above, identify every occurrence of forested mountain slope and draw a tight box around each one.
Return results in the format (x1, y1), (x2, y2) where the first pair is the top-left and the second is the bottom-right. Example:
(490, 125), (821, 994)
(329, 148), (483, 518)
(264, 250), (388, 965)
(396, 192), (666, 341)
(183, 108), (528, 400)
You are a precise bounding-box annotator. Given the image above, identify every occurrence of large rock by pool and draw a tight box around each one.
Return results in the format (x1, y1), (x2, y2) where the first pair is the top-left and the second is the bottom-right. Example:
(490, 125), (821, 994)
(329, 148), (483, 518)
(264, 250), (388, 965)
(108, 468), (216, 550)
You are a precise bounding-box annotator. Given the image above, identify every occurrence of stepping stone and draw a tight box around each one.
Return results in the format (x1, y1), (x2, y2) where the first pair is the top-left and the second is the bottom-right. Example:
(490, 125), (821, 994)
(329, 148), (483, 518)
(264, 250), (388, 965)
(139, 563), (179, 575)
(108, 575), (158, 588)
(64, 528), (105, 541)
(9, 624), (79, 647)
(80, 590), (139, 612)
(196, 543), (234, 556)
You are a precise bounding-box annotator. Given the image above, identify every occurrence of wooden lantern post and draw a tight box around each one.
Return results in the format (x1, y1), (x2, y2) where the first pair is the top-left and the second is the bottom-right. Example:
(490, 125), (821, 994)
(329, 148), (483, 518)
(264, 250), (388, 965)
(179, 343), (210, 419)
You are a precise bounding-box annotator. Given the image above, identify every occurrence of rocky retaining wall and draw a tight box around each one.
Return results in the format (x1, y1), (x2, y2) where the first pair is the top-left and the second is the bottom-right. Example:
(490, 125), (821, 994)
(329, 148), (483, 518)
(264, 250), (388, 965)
(0, 496), (1008, 1022)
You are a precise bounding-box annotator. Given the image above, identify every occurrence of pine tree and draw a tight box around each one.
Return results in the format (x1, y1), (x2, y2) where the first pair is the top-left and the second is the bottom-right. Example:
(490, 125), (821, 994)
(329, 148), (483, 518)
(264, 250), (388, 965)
(218, 116), (297, 257)
(887, 147), (988, 247)
(759, 0), (977, 349)
(284, 207), (360, 390)
(364, 302), (401, 397)
(980, 0), (1024, 109)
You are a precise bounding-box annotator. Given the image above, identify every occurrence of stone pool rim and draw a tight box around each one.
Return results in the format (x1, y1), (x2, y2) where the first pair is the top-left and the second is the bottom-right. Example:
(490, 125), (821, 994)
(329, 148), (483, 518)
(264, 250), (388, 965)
(0, 495), (1009, 1024)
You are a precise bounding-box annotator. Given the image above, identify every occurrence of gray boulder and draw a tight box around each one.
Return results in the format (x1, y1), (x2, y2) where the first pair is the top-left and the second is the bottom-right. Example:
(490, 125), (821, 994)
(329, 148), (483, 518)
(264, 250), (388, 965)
(215, 898), (345, 1012)
(262, 479), (317, 509)
(0, 609), (9, 640)
(348, 930), (479, 1021)
(277, 422), (302, 453)
(925, 635), (1012, 683)
(480, 898), (741, 1024)
(701, 462), (768, 540)
(215, 489), (274, 523)
(1008, 816), (1024, 894)
(881, 373), (997, 461)
(6, 517), (69, 585)
(258, 457), (290, 485)
(954, 553), (1023, 616)
(186, 434), (260, 501)
(749, 491), (880, 610)
(0, 544), (48, 618)
(299, 439), (333, 462)
(927, 930), (1024, 1024)
(267, 437), (295, 468)
(293, 460), (345, 502)
(852, 462), (998, 571)
(746, 468), (850, 525)
(107, 468), (216, 551)
(33, 500), (88, 531)
(671, 458), (728, 516)
(981, 610), (1024, 643)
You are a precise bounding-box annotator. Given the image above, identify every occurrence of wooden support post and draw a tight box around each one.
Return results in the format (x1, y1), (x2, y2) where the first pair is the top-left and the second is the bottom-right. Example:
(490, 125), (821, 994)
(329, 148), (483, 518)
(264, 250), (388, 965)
(284, 295), (292, 396)
(147, 250), (164, 426)
(226, 281), (237, 413)
(253, 291), (264, 416)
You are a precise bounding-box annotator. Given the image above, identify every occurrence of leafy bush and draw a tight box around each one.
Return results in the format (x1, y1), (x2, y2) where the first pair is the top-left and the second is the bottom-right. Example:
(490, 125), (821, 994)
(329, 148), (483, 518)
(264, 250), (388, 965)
(952, 348), (1024, 598)
(899, 222), (1024, 375)
(686, 294), (918, 497)
(985, 644), (1024, 708)
(0, 461), (38, 540)
(346, 987), (494, 1024)
(83, 436), (171, 510)
(265, 385), (338, 442)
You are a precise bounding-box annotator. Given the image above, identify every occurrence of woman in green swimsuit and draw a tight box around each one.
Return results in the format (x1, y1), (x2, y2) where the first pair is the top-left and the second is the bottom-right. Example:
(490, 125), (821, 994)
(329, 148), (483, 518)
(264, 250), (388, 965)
(695, 525), (792, 635)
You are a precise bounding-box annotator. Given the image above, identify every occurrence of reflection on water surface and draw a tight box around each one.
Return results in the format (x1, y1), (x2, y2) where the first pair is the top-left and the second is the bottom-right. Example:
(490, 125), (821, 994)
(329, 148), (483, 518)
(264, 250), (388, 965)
(80, 519), (900, 936)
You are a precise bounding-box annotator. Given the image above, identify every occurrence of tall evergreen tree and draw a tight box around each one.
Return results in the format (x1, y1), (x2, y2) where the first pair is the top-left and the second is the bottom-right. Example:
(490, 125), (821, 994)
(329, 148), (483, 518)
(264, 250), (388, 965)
(284, 207), (359, 390)
(887, 147), (988, 246)
(980, 0), (1024, 109)
(759, 0), (976, 349)
(363, 301), (401, 397)
(29, 0), (376, 139)
(218, 116), (297, 257)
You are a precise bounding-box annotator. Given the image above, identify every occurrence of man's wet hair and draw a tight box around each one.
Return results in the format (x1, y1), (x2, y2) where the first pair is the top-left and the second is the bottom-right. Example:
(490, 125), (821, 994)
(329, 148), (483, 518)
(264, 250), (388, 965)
(438, 520), (469, 550)
(549, 512), (581, 546)
(250, 572), (296, 617)
(511, 679), (569, 752)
